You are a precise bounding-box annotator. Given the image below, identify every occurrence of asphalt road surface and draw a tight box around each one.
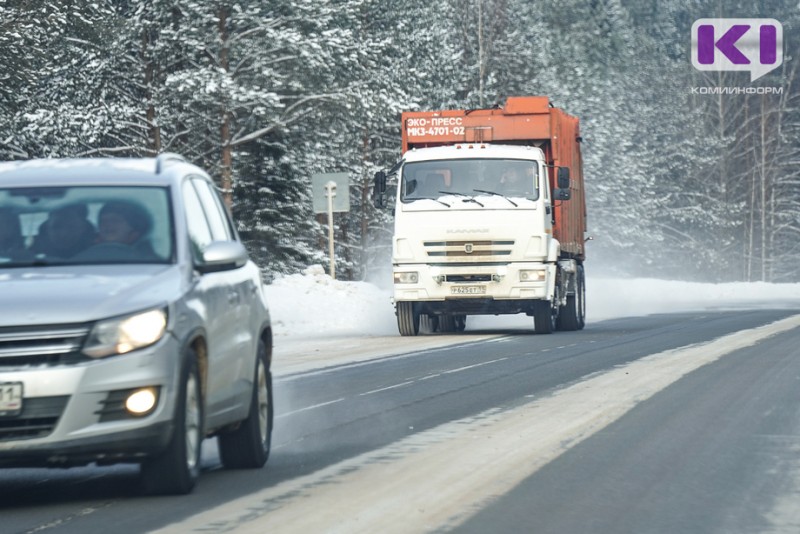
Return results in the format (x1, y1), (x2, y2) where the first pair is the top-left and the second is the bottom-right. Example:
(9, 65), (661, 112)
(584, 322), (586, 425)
(2, 309), (800, 533)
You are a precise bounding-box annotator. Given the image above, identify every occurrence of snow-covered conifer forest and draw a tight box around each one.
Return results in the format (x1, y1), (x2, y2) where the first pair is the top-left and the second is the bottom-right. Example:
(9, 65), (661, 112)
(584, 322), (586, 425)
(1, 1), (798, 282)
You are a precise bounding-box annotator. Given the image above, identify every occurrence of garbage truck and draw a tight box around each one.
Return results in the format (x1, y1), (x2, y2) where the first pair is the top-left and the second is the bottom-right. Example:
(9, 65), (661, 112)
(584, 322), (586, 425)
(373, 96), (587, 336)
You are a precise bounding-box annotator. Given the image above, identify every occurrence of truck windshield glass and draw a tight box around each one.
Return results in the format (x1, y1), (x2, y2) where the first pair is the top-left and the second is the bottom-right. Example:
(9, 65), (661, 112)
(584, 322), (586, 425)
(401, 159), (538, 203)
(0, 186), (174, 267)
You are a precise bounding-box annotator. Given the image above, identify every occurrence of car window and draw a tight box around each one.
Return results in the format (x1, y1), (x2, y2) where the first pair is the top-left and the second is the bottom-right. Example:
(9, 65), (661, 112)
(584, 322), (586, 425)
(0, 186), (172, 266)
(191, 178), (233, 241)
(181, 179), (214, 263)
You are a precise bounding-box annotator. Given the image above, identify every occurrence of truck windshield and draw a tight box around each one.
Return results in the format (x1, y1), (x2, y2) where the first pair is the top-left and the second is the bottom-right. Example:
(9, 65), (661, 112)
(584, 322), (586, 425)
(400, 159), (538, 203)
(0, 186), (173, 267)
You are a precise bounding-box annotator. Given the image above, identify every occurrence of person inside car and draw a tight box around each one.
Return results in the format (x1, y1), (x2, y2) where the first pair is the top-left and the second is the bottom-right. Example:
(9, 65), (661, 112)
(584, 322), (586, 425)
(97, 200), (149, 245)
(94, 200), (159, 260)
(31, 204), (96, 258)
(497, 166), (533, 196)
(499, 167), (522, 190)
(0, 208), (26, 258)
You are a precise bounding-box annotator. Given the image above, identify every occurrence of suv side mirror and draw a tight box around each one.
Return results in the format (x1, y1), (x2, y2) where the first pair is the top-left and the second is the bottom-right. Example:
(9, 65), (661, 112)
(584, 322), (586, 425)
(198, 241), (248, 273)
(373, 171), (387, 208)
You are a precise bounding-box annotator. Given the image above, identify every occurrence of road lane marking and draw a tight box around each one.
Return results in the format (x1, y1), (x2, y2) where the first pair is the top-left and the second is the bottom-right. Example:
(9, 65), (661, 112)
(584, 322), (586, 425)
(359, 381), (415, 396)
(441, 357), (508, 374)
(379, 358), (509, 393)
(153, 314), (800, 534)
(275, 398), (345, 418)
(418, 373), (442, 380)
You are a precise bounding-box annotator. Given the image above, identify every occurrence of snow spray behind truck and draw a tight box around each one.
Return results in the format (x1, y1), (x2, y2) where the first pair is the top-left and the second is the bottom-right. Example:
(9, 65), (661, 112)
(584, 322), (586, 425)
(373, 96), (587, 336)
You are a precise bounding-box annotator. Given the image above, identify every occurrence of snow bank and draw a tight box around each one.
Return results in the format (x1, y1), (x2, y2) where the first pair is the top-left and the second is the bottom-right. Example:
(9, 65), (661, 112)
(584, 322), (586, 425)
(265, 265), (397, 338)
(263, 266), (800, 338)
(589, 278), (800, 321)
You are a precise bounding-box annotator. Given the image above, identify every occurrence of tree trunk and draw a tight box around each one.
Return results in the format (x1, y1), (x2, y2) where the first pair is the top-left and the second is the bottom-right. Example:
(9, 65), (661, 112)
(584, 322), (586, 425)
(142, 29), (161, 155)
(360, 129), (370, 279)
(477, 0), (484, 107)
(218, 7), (233, 208)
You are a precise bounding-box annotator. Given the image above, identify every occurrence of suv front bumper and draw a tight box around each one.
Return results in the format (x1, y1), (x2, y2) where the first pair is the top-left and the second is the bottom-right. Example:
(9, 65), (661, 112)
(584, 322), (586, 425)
(0, 336), (181, 467)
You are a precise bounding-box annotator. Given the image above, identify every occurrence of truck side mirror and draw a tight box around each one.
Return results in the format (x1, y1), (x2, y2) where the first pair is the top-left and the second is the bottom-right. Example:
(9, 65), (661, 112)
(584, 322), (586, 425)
(557, 167), (570, 189)
(373, 170), (387, 208)
(554, 188), (571, 201)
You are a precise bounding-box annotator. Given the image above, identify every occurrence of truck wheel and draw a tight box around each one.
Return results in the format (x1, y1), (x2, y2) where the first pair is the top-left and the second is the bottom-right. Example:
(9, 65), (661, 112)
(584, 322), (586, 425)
(556, 265), (586, 331)
(576, 265), (586, 330)
(397, 301), (420, 336)
(421, 314), (438, 333)
(439, 315), (456, 333)
(218, 339), (273, 469)
(533, 301), (557, 334)
(141, 350), (203, 495)
(556, 294), (580, 331)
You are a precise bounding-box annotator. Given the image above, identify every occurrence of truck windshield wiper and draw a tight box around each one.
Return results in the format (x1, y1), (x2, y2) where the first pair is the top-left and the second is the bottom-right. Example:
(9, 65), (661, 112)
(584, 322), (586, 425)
(439, 191), (484, 207)
(408, 196), (451, 207)
(472, 189), (518, 207)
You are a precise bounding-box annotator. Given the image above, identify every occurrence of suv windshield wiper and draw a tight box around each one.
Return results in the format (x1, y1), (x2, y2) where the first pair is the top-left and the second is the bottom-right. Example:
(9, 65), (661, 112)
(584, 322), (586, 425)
(0, 254), (69, 268)
(472, 189), (518, 207)
(439, 191), (484, 207)
(407, 196), (451, 207)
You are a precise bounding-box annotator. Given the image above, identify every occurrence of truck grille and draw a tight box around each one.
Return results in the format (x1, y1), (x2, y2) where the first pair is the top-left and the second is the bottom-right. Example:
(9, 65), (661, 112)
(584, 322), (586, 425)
(0, 396), (69, 441)
(0, 325), (91, 368)
(424, 240), (514, 260)
(444, 274), (492, 282)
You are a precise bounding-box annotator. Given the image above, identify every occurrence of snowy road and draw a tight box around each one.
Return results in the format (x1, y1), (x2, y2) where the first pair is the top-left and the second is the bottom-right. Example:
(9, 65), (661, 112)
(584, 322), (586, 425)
(3, 308), (800, 533)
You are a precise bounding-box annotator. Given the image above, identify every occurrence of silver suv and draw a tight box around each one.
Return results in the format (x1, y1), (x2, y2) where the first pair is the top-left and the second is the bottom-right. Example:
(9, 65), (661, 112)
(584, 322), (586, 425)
(0, 154), (273, 494)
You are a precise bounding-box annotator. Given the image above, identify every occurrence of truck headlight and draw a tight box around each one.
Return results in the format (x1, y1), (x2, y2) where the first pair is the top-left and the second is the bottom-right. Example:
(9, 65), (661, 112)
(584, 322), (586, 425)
(394, 272), (419, 284)
(84, 308), (168, 358)
(519, 269), (546, 282)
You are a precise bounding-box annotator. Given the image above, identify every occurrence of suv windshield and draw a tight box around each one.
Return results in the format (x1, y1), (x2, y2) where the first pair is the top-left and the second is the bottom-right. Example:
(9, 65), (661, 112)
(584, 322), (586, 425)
(0, 186), (173, 266)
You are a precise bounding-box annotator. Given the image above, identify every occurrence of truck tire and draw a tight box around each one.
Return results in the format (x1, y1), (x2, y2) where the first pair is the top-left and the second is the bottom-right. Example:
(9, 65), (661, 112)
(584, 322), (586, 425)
(439, 315), (457, 333)
(218, 339), (273, 469)
(576, 265), (586, 330)
(140, 350), (203, 495)
(422, 314), (437, 333)
(533, 301), (557, 334)
(557, 265), (585, 331)
(397, 301), (420, 336)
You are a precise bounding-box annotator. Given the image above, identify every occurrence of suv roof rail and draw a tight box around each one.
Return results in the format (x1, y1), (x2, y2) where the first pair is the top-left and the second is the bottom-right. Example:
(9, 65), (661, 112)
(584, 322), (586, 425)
(155, 152), (187, 174)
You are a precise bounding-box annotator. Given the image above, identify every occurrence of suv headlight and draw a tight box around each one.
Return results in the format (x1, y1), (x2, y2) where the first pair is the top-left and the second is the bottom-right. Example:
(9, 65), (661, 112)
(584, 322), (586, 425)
(84, 308), (168, 358)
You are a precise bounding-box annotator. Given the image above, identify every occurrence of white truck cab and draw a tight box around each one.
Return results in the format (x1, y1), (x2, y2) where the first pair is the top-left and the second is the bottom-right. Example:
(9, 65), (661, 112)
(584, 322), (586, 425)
(379, 144), (575, 335)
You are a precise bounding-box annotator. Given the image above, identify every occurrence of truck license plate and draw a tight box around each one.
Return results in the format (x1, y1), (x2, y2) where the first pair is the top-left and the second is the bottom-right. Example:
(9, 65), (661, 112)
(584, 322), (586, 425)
(451, 285), (486, 295)
(0, 383), (23, 417)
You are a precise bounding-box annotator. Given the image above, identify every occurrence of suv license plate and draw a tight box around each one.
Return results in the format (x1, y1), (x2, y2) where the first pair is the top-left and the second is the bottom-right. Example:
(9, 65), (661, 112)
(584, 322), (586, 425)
(0, 383), (23, 417)
(451, 285), (486, 295)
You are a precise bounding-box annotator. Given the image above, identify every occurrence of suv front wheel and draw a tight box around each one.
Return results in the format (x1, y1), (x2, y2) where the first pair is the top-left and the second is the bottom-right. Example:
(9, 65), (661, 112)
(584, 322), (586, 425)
(218, 339), (273, 469)
(140, 349), (203, 495)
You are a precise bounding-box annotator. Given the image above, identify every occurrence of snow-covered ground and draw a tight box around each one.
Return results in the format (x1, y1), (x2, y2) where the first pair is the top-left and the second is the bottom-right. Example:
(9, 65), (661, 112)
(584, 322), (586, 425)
(267, 265), (800, 337)
(265, 265), (800, 374)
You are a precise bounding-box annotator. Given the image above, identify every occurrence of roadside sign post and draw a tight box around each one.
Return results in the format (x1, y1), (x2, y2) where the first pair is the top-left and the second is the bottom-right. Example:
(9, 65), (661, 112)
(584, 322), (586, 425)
(325, 181), (337, 279)
(311, 173), (350, 280)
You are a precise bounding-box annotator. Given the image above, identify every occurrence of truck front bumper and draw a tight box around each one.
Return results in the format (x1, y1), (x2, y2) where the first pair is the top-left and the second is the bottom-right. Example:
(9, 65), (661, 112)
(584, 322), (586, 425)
(393, 262), (556, 315)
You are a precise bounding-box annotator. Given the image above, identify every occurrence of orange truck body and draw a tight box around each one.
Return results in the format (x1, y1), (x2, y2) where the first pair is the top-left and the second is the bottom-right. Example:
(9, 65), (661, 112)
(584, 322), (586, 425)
(401, 96), (587, 261)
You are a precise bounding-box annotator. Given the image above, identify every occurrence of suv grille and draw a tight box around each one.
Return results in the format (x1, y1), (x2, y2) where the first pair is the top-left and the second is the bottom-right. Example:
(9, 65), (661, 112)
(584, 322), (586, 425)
(0, 396), (69, 441)
(0, 325), (90, 368)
